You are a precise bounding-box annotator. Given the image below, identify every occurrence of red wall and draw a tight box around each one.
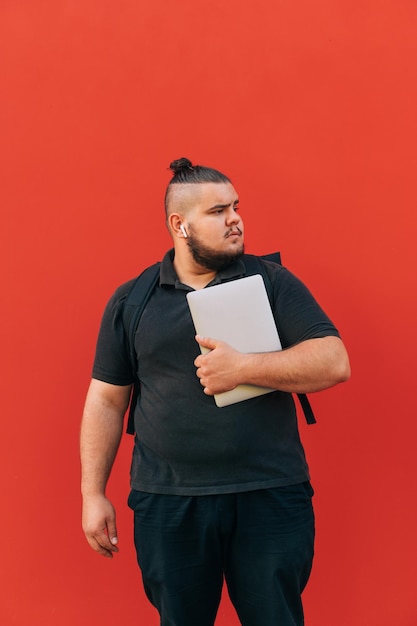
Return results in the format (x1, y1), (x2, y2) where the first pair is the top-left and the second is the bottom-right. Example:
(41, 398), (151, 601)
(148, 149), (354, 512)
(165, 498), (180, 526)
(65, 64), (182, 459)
(1, 1), (416, 625)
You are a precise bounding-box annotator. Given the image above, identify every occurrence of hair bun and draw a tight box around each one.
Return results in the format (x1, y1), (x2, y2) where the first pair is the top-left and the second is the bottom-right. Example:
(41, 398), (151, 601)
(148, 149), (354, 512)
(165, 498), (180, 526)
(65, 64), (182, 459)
(169, 158), (194, 174)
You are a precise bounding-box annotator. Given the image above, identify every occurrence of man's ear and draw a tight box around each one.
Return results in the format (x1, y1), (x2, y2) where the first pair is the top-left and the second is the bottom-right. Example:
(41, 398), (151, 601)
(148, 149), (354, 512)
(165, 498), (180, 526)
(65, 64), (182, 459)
(168, 213), (187, 238)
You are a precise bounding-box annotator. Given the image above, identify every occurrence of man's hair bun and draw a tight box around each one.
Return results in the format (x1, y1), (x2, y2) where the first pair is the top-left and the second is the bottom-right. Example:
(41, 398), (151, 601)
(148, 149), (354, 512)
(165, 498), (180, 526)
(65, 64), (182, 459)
(169, 158), (194, 175)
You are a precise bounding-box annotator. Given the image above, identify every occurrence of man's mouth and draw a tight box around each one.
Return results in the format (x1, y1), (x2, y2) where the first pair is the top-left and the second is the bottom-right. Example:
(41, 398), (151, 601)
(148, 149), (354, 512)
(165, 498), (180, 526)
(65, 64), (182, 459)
(226, 228), (242, 238)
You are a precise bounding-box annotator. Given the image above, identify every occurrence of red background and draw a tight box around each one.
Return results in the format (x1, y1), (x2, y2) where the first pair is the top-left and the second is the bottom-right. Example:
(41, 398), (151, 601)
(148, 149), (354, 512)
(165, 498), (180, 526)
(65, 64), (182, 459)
(1, 1), (416, 625)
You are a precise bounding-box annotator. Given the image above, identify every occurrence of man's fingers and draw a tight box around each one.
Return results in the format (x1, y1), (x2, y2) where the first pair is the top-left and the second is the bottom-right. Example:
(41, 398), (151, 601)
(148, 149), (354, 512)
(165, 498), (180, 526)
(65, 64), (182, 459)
(195, 335), (217, 350)
(106, 519), (119, 547)
(87, 535), (114, 559)
(99, 522), (119, 554)
(86, 526), (119, 559)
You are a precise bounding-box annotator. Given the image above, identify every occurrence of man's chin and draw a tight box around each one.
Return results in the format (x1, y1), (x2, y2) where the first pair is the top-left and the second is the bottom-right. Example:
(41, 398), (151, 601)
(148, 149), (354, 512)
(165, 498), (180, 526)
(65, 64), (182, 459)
(207, 247), (245, 271)
(187, 233), (244, 272)
(194, 250), (244, 272)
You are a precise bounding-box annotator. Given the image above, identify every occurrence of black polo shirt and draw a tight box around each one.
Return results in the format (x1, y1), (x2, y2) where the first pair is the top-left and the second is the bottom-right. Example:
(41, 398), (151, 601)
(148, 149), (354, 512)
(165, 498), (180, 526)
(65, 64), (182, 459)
(92, 249), (339, 495)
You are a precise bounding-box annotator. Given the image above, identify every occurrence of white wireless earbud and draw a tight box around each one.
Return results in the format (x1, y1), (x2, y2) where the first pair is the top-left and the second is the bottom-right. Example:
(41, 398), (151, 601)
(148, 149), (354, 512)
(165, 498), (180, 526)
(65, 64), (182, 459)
(180, 225), (188, 238)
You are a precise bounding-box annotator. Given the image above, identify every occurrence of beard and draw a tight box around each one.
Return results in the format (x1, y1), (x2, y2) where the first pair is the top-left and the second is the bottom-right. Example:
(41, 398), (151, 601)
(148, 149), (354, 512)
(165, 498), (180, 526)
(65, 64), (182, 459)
(186, 228), (244, 271)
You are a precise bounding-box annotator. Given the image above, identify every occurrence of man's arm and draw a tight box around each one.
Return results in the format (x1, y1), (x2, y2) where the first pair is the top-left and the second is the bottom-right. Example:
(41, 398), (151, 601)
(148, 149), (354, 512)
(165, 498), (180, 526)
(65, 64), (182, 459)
(80, 378), (132, 558)
(195, 335), (350, 396)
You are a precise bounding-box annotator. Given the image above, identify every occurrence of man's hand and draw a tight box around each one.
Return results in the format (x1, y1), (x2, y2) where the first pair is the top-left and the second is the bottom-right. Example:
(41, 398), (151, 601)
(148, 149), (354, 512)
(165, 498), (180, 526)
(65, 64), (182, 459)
(194, 335), (241, 395)
(82, 494), (119, 559)
(195, 335), (350, 395)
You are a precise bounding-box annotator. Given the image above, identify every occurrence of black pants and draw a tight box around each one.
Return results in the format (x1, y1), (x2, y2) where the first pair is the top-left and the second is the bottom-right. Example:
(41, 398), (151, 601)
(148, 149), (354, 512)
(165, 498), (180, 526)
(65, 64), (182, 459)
(128, 483), (315, 626)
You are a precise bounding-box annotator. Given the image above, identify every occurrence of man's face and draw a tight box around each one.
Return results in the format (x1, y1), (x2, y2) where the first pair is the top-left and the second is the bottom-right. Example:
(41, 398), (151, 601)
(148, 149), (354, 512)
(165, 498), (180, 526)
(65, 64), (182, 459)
(185, 182), (244, 271)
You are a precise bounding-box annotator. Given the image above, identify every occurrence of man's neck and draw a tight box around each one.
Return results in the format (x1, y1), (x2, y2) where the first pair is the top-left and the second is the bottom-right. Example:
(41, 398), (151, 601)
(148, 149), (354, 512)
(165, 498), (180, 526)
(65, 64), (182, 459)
(173, 254), (216, 290)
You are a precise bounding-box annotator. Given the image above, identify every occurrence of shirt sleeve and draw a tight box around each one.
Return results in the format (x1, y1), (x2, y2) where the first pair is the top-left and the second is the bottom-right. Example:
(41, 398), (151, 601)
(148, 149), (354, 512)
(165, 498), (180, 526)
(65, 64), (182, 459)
(265, 262), (341, 348)
(91, 279), (136, 386)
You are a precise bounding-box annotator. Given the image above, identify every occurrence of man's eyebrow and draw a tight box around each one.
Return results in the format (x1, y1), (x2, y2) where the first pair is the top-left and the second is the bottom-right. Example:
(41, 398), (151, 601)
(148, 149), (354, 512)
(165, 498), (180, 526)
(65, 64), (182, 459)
(208, 199), (239, 210)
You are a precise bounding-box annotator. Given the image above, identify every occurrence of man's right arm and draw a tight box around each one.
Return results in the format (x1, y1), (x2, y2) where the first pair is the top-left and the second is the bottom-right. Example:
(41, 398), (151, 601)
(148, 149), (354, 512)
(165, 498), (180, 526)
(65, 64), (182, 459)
(80, 378), (132, 559)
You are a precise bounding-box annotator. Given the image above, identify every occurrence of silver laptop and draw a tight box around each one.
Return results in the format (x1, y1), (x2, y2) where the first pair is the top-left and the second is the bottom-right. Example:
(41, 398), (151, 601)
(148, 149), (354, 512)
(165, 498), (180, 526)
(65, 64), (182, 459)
(186, 274), (282, 407)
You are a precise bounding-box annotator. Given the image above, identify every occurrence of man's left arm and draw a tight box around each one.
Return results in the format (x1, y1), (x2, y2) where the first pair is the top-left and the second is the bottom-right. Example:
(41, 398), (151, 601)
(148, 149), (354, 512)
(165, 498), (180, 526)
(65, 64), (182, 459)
(194, 335), (350, 396)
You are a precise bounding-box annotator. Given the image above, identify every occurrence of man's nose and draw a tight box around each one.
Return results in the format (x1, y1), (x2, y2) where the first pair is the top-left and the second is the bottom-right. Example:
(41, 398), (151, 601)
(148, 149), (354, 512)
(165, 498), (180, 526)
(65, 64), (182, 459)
(225, 208), (241, 225)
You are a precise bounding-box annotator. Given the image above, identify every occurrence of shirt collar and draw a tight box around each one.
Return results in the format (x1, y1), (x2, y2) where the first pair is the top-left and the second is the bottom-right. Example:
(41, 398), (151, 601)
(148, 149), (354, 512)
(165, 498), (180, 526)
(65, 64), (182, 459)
(159, 248), (246, 288)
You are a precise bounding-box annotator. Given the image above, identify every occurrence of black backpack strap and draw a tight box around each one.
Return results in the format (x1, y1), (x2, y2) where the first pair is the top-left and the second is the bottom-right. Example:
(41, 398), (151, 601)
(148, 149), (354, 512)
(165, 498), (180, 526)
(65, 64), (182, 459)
(122, 262), (161, 434)
(242, 253), (316, 425)
(259, 251), (282, 265)
(297, 393), (316, 425)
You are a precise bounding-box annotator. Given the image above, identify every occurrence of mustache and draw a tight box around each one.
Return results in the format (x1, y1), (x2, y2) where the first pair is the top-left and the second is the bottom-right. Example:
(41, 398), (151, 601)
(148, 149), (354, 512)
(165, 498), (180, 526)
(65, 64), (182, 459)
(225, 226), (243, 237)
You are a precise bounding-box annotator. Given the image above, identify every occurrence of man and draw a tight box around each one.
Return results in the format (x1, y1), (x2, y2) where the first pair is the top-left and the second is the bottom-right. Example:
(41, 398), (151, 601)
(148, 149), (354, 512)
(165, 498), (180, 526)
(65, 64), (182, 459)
(81, 157), (350, 626)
